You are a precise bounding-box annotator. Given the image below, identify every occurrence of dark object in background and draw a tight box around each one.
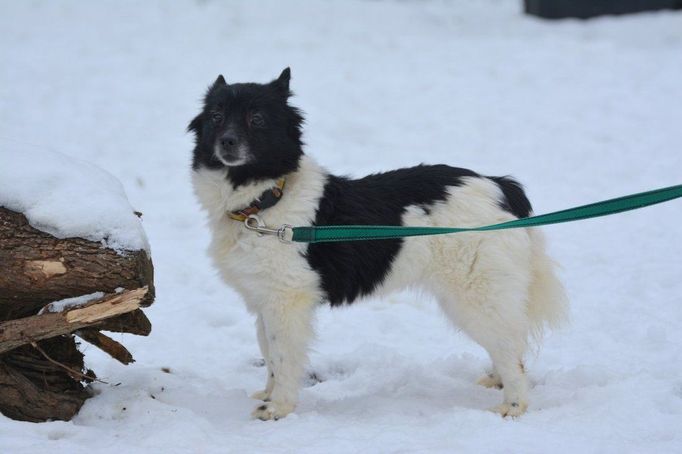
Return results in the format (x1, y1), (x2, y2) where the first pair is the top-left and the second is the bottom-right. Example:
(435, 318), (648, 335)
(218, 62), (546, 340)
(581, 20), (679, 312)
(524, 0), (682, 19)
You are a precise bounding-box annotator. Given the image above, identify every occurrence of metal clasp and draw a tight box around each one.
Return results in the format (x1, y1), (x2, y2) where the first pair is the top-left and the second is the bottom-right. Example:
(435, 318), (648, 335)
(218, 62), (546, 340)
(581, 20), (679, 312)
(244, 214), (293, 244)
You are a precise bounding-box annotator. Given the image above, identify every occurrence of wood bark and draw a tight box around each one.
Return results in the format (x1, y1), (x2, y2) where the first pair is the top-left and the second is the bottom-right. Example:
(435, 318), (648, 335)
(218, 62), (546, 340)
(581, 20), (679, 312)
(75, 329), (134, 365)
(0, 338), (93, 422)
(0, 207), (155, 422)
(0, 207), (154, 320)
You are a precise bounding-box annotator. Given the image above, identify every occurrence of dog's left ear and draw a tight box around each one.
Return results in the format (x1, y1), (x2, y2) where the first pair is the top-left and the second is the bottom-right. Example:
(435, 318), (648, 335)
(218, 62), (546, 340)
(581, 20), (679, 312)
(187, 114), (203, 136)
(271, 67), (291, 97)
(208, 74), (228, 95)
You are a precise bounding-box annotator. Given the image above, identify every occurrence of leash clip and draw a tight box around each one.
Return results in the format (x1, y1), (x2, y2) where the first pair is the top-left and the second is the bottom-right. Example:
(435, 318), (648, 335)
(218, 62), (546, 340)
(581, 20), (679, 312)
(244, 214), (293, 244)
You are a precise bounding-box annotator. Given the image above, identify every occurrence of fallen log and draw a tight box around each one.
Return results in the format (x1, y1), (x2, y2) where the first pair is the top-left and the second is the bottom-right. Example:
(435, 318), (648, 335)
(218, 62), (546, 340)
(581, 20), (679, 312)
(0, 207), (155, 321)
(0, 148), (156, 422)
(0, 209), (155, 422)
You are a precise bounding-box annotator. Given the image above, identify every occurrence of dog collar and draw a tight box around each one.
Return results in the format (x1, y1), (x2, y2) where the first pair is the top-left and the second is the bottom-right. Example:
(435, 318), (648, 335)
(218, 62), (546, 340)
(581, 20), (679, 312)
(228, 178), (286, 222)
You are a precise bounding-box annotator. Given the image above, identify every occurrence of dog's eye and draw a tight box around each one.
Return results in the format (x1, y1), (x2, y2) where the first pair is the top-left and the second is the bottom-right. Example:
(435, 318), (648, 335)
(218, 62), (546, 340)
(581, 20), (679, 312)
(250, 113), (265, 128)
(211, 112), (223, 123)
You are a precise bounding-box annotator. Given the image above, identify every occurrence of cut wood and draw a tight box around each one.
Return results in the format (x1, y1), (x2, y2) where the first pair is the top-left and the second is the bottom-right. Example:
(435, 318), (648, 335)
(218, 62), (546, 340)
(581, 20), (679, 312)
(0, 287), (148, 355)
(0, 207), (155, 422)
(0, 207), (155, 321)
(0, 148), (156, 423)
(76, 329), (135, 365)
(0, 338), (93, 422)
(96, 309), (151, 336)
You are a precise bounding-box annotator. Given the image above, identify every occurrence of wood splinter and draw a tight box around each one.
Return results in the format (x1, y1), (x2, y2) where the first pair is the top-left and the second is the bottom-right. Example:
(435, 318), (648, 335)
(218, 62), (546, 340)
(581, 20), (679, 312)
(0, 286), (149, 355)
(75, 329), (135, 365)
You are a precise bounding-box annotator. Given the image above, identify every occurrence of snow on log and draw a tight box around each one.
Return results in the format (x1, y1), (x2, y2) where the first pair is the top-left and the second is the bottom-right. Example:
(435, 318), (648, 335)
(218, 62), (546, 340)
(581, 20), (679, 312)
(0, 149), (155, 422)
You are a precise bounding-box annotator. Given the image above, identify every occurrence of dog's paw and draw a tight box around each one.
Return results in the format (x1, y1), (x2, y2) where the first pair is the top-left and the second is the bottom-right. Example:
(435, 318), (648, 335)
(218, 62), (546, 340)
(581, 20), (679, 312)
(250, 390), (271, 401)
(251, 401), (294, 421)
(490, 401), (528, 418)
(477, 373), (503, 389)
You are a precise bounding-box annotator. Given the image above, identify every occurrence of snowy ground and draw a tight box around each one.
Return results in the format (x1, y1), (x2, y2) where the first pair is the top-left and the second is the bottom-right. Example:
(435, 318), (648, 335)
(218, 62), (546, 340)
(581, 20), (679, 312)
(1, 1), (682, 452)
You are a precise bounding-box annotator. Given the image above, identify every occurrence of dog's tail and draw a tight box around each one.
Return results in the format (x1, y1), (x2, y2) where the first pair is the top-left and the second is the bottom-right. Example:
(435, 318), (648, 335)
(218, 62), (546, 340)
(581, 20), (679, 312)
(527, 228), (569, 340)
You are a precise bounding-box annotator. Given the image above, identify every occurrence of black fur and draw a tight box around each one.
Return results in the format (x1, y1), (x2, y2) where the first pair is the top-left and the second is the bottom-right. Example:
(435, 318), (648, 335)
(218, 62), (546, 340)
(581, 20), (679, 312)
(188, 68), (304, 188)
(490, 176), (533, 218)
(305, 166), (478, 306)
(305, 171), (532, 305)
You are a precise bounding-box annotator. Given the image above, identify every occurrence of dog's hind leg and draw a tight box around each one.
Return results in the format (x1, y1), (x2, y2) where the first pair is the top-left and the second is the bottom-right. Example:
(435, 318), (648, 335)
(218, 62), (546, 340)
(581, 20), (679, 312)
(482, 340), (528, 417)
(439, 288), (530, 417)
(251, 294), (316, 421)
(477, 367), (503, 389)
(435, 233), (533, 417)
(251, 314), (275, 401)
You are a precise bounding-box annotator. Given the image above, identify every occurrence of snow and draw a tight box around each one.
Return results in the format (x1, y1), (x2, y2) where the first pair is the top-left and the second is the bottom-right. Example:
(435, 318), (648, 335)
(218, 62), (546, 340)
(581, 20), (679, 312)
(1, 1), (681, 453)
(38, 292), (105, 315)
(0, 149), (150, 253)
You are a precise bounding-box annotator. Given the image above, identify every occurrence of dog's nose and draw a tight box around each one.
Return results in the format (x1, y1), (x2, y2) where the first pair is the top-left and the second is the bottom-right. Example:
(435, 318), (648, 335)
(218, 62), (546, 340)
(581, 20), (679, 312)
(221, 133), (238, 150)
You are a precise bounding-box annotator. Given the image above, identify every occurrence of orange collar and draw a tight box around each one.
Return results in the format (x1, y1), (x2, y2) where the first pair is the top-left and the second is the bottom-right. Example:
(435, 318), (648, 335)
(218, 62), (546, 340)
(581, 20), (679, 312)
(228, 178), (286, 222)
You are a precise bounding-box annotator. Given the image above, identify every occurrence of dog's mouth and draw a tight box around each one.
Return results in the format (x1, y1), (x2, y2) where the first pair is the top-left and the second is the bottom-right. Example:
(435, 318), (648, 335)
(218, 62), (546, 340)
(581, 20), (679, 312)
(214, 143), (250, 167)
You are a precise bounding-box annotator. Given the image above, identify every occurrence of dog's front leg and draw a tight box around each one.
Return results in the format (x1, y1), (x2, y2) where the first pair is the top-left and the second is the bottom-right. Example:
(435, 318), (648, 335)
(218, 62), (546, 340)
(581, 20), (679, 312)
(251, 314), (275, 401)
(251, 296), (315, 421)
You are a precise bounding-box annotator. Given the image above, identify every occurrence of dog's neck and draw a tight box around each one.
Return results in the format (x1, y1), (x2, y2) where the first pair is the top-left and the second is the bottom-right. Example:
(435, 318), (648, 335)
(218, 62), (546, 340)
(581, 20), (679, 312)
(192, 155), (325, 225)
(227, 178), (286, 222)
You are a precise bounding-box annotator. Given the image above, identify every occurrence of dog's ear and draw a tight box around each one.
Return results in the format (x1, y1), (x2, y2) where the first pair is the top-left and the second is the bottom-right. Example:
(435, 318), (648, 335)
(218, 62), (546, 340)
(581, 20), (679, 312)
(214, 74), (227, 86)
(208, 74), (227, 94)
(271, 67), (291, 97)
(187, 114), (203, 136)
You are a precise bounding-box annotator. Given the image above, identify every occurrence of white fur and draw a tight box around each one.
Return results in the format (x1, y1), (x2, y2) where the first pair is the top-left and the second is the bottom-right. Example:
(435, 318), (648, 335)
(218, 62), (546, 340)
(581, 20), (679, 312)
(192, 155), (568, 420)
(213, 142), (250, 167)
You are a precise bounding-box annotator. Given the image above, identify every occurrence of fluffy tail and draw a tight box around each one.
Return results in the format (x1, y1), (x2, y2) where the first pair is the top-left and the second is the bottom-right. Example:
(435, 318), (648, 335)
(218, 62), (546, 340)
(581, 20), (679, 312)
(527, 228), (569, 340)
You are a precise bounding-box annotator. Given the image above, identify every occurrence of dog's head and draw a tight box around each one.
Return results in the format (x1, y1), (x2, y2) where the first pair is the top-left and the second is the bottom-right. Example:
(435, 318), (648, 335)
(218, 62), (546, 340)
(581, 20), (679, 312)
(188, 68), (304, 187)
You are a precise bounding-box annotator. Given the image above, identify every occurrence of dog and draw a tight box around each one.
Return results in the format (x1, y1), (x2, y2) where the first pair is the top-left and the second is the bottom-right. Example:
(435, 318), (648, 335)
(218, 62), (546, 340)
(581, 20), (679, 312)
(189, 68), (568, 420)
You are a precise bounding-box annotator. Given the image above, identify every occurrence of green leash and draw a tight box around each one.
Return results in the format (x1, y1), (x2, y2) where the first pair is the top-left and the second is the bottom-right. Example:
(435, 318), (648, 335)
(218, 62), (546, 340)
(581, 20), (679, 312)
(289, 184), (682, 244)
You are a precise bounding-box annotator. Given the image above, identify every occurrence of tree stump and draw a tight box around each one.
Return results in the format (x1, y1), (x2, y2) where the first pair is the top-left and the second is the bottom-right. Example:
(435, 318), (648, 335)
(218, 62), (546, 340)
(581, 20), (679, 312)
(0, 207), (155, 422)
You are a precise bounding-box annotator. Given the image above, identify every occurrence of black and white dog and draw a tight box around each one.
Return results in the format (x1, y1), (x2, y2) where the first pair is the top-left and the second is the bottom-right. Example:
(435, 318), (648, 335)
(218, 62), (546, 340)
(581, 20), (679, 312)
(190, 69), (568, 420)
